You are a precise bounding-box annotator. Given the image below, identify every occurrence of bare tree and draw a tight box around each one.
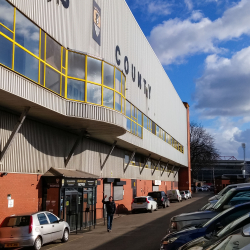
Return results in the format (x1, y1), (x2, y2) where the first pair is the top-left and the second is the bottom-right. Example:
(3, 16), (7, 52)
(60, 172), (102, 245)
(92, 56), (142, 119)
(190, 122), (220, 181)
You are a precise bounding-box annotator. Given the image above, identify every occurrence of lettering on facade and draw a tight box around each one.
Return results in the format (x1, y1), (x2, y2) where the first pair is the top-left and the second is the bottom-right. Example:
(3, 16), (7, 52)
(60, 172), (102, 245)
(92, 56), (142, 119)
(115, 45), (151, 99)
(93, 1), (101, 46)
(47, 0), (70, 9)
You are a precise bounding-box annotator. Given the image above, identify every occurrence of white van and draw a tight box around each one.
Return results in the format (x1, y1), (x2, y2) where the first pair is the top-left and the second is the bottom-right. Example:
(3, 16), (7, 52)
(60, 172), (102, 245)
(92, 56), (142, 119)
(167, 189), (182, 202)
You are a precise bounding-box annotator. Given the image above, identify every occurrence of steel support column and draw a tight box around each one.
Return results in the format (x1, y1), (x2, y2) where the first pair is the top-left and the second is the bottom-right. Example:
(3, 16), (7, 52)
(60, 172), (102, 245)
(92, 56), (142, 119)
(101, 141), (117, 170)
(64, 130), (85, 167)
(174, 167), (180, 178)
(124, 149), (136, 173)
(140, 154), (151, 174)
(152, 158), (161, 175)
(161, 163), (168, 177)
(0, 107), (30, 163)
(168, 166), (175, 177)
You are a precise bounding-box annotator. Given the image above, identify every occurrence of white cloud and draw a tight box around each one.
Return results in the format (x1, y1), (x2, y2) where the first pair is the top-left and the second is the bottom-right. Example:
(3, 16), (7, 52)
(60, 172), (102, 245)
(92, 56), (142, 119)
(148, 0), (250, 65)
(190, 10), (203, 21)
(195, 46), (250, 117)
(130, 0), (172, 17)
(184, 0), (193, 11)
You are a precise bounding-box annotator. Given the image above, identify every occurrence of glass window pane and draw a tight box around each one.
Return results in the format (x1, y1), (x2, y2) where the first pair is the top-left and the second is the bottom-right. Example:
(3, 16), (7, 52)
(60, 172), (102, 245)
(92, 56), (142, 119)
(68, 51), (85, 79)
(15, 10), (39, 56)
(45, 66), (60, 94)
(126, 118), (131, 132)
(135, 123), (138, 135)
(103, 87), (113, 109)
(87, 57), (101, 84)
(62, 49), (66, 68)
(122, 74), (125, 96)
(87, 82), (101, 104)
(61, 76), (65, 97)
(115, 69), (121, 92)
(14, 46), (38, 82)
(143, 116), (147, 129)
(0, 34), (12, 68)
(40, 62), (44, 85)
(0, 25), (13, 38)
(132, 122), (135, 134)
(67, 78), (85, 101)
(122, 98), (125, 114)
(46, 35), (61, 71)
(138, 126), (142, 138)
(40, 30), (45, 60)
(152, 122), (156, 134)
(115, 93), (121, 112)
(103, 63), (114, 88)
(0, 0), (14, 30)
(156, 126), (159, 137)
(126, 100), (131, 118)
(138, 111), (142, 125)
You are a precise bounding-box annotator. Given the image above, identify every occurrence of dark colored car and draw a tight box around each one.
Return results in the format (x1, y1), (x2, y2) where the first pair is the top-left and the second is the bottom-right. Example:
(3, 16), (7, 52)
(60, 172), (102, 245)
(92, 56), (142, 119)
(180, 211), (250, 250)
(148, 191), (170, 208)
(169, 186), (250, 232)
(160, 202), (250, 250)
(204, 223), (250, 250)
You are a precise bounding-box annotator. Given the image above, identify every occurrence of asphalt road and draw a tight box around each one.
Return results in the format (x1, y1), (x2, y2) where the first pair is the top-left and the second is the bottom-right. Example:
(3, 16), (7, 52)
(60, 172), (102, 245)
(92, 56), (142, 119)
(27, 192), (212, 250)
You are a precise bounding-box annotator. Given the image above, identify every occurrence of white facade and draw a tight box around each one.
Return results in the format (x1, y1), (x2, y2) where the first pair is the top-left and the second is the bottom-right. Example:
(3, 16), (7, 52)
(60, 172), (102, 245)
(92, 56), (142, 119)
(1, 0), (188, 173)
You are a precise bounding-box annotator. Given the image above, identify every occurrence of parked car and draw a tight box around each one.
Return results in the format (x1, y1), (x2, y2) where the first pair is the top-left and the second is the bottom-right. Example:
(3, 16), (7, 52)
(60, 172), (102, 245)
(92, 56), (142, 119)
(0, 212), (69, 250)
(148, 191), (170, 208)
(184, 190), (192, 199)
(204, 223), (250, 250)
(208, 183), (250, 203)
(132, 196), (158, 213)
(160, 203), (250, 250)
(169, 186), (250, 232)
(167, 190), (182, 202)
(179, 211), (250, 250)
(180, 191), (188, 200)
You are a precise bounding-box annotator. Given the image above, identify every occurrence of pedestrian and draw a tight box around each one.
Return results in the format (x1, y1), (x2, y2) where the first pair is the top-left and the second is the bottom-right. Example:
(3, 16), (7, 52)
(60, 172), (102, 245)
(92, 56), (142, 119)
(102, 195), (116, 232)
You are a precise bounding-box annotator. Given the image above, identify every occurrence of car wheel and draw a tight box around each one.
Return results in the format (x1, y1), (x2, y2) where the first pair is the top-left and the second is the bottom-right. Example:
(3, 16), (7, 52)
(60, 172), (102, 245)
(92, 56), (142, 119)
(33, 237), (42, 250)
(132, 209), (136, 214)
(61, 228), (69, 243)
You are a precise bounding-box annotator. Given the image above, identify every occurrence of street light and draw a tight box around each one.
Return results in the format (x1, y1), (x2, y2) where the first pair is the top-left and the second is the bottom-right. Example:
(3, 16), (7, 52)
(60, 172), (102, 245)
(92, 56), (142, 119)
(242, 143), (246, 178)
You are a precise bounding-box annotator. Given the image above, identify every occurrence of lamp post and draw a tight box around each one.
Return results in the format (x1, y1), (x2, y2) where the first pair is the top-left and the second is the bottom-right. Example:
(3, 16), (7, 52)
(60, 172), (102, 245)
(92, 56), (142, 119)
(242, 143), (246, 178)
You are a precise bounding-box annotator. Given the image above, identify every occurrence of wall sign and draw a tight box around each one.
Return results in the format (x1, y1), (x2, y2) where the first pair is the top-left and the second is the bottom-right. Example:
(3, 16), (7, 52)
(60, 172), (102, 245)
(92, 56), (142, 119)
(115, 46), (151, 99)
(93, 0), (101, 46)
(47, 0), (70, 9)
(8, 199), (14, 208)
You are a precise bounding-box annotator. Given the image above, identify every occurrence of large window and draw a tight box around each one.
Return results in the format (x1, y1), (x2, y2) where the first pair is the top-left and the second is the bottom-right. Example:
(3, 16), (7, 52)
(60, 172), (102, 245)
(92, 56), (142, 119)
(0, 1), (184, 151)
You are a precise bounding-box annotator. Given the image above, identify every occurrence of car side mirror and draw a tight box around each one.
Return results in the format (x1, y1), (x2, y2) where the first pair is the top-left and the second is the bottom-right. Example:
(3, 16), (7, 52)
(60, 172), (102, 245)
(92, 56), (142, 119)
(223, 205), (231, 210)
(58, 219), (64, 222)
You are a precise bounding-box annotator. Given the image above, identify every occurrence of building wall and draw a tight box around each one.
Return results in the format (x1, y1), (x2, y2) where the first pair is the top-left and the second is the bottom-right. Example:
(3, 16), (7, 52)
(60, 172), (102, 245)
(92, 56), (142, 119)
(7, 0), (188, 168)
(0, 173), (42, 224)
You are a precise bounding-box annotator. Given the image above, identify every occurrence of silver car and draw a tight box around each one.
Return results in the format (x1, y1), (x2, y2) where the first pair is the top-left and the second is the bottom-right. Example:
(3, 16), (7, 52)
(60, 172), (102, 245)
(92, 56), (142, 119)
(0, 212), (70, 250)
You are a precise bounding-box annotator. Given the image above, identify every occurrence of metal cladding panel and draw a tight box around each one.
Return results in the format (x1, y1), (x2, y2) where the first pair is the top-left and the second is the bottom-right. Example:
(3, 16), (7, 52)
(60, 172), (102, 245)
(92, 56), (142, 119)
(7, 0), (188, 167)
(0, 110), (178, 181)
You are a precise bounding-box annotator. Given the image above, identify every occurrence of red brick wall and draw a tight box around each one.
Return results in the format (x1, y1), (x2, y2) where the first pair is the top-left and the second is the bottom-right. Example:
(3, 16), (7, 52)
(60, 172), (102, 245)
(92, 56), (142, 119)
(0, 173), (42, 224)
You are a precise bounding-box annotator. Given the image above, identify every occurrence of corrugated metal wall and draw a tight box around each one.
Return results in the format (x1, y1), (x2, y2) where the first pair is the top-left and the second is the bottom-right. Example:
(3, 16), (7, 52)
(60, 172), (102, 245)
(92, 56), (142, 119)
(0, 110), (177, 181)
(7, 0), (189, 168)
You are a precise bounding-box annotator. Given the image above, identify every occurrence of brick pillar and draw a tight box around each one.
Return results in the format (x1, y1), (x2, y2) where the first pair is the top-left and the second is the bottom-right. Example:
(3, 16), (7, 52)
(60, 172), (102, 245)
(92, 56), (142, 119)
(179, 102), (191, 191)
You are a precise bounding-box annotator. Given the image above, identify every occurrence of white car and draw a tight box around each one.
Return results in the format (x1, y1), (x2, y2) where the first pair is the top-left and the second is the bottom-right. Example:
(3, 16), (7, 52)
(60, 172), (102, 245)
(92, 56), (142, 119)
(180, 191), (188, 200)
(132, 196), (158, 213)
(184, 190), (192, 199)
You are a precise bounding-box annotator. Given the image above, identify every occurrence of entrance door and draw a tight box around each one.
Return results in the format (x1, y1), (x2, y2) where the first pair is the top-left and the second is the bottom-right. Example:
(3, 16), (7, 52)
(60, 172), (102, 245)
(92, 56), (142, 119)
(65, 188), (81, 231)
(82, 188), (96, 228)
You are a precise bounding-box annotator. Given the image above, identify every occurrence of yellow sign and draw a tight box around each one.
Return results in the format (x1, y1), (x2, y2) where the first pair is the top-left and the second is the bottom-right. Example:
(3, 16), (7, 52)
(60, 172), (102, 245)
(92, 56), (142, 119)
(66, 201), (69, 206)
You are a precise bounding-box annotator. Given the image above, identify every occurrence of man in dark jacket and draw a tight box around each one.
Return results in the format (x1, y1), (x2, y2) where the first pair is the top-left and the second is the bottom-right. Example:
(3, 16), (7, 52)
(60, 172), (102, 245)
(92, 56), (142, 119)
(102, 195), (116, 232)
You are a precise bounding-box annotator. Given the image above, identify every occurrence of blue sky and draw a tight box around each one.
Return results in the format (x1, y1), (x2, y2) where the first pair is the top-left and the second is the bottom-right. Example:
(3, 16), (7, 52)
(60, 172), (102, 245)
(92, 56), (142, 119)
(125, 0), (250, 160)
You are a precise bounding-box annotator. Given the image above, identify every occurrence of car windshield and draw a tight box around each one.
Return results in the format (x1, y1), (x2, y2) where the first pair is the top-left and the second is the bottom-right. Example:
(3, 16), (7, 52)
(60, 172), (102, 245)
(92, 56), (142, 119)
(218, 186), (235, 196)
(213, 189), (235, 210)
(134, 198), (146, 203)
(200, 202), (214, 211)
(1, 216), (30, 227)
(202, 207), (235, 228)
(185, 191), (189, 194)
(148, 192), (161, 198)
(217, 213), (250, 237)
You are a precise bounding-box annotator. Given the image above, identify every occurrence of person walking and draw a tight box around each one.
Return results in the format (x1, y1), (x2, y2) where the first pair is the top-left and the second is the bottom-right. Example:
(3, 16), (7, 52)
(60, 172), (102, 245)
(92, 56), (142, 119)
(102, 195), (116, 232)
